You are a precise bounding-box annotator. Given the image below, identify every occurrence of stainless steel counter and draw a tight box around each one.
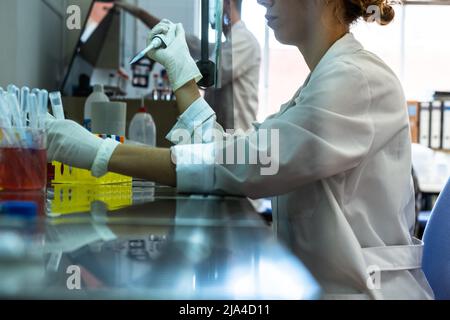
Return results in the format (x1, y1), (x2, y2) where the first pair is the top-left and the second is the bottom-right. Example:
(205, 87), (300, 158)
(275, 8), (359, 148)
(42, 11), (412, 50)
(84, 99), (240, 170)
(0, 184), (321, 300)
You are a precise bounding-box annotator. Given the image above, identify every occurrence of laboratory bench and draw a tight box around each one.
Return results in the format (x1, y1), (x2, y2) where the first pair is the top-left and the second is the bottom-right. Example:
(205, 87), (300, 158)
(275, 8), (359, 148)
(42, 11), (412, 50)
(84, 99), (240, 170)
(0, 183), (321, 300)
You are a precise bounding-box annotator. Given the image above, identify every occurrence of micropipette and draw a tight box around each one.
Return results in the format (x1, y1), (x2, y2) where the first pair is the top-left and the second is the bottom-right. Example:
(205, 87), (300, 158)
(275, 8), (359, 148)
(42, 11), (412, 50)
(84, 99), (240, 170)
(130, 35), (168, 65)
(49, 92), (65, 120)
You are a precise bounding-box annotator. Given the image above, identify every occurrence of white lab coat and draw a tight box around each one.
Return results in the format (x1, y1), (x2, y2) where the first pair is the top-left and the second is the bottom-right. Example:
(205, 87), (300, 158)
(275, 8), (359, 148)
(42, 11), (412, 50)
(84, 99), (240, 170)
(167, 33), (434, 299)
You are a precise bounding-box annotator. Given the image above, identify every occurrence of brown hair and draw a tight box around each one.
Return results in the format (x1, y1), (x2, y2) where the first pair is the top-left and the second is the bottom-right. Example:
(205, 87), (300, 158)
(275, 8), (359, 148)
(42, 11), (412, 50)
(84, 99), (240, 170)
(336, 0), (400, 26)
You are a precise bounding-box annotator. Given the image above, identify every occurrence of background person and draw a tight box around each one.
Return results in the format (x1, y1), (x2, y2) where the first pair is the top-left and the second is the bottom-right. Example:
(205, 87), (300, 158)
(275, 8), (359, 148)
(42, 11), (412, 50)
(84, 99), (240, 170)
(115, 0), (261, 131)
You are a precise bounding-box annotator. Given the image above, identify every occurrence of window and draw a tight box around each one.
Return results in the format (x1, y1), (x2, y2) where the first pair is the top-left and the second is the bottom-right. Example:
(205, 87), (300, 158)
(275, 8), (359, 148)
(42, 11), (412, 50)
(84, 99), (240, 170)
(403, 5), (450, 100)
(243, 2), (450, 121)
(351, 7), (403, 81)
(353, 4), (450, 101)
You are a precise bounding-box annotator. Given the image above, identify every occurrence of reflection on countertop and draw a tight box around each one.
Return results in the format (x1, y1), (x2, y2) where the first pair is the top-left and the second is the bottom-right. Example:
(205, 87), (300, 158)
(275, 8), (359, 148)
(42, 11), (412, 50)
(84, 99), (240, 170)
(0, 184), (321, 300)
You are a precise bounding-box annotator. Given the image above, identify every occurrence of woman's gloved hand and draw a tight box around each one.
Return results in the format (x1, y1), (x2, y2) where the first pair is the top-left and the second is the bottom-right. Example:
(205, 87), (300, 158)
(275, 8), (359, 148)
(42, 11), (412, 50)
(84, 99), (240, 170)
(46, 114), (120, 177)
(147, 20), (203, 91)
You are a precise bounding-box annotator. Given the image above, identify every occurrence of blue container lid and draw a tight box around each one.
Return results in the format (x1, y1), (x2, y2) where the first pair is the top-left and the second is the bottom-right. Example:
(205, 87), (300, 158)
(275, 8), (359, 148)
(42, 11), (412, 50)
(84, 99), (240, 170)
(1, 201), (38, 218)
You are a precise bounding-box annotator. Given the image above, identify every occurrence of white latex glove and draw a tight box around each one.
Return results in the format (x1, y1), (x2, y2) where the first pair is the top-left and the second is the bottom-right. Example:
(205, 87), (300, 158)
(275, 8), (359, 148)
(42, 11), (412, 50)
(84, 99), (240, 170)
(46, 115), (120, 178)
(147, 19), (203, 91)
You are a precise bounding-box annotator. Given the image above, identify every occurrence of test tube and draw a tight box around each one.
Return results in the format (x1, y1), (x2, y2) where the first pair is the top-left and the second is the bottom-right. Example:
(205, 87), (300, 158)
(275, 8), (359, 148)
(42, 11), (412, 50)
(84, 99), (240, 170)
(4, 94), (28, 148)
(38, 90), (48, 112)
(20, 87), (30, 126)
(38, 90), (49, 129)
(20, 87), (30, 111)
(30, 89), (40, 115)
(28, 93), (38, 129)
(7, 85), (20, 103)
(0, 95), (14, 147)
(49, 92), (65, 120)
(0, 95), (12, 128)
(5, 93), (23, 128)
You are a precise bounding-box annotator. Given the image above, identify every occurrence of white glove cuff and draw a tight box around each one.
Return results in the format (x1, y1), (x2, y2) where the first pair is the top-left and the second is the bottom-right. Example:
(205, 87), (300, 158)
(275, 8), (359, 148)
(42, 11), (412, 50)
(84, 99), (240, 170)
(171, 57), (203, 92)
(91, 138), (120, 178)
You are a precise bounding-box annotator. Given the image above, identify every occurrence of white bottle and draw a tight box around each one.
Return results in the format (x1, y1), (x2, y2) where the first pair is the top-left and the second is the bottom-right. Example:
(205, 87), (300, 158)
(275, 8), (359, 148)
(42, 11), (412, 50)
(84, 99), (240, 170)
(128, 98), (156, 147)
(84, 84), (109, 131)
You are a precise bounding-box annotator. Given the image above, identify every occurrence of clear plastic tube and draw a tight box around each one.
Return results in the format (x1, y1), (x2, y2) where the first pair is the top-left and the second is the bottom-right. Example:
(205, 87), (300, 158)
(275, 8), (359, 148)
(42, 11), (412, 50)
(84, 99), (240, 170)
(28, 93), (38, 130)
(20, 87), (30, 111)
(38, 90), (48, 129)
(0, 95), (12, 128)
(7, 84), (20, 103)
(49, 92), (65, 120)
(20, 87), (30, 126)
(5, 93), (24, 128)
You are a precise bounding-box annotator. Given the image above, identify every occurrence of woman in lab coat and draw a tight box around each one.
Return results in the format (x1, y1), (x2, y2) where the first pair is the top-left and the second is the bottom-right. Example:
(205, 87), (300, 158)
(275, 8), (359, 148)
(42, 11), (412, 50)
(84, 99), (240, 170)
(46, 0), (434, 299)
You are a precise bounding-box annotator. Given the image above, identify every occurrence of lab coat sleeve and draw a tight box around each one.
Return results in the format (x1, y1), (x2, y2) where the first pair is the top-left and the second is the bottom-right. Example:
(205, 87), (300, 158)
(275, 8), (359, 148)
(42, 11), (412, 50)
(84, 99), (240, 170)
(166, 97), (228, 194)
(165, 97), (225, 145)
(173, 61), (375, 198)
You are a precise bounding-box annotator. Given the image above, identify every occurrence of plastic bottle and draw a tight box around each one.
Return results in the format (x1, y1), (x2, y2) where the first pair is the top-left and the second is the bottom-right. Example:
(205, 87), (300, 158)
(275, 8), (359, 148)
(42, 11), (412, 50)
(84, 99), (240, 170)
(84, 84), (109, 131)
(161, 69), (172, 101)
(151, 74), (160, 101)
(158, 81), (165, 101)
(128, 97), (156, 147)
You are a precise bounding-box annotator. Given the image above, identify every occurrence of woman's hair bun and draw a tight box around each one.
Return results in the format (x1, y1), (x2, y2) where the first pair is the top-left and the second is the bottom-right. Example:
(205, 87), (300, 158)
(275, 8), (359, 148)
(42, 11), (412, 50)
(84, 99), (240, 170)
(340, 0), (400, 26)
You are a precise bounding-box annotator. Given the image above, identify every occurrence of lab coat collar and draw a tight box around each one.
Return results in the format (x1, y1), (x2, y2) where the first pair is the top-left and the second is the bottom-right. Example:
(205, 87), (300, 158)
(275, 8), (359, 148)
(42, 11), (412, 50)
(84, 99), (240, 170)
(304, 33), (363, 86)
(226, 20), (246, 40)
(232, 20), (246, 31)
(288, 33), (363, 106)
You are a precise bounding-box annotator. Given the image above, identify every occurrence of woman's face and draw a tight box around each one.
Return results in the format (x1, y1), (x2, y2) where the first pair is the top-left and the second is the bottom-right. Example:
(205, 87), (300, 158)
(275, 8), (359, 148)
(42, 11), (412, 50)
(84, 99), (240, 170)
(258, 0), (325, 46)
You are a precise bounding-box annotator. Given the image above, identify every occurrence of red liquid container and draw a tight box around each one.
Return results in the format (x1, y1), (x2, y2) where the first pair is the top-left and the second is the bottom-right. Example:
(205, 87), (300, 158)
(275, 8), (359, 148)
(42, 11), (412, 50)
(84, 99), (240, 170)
(0, 148), (47, 191)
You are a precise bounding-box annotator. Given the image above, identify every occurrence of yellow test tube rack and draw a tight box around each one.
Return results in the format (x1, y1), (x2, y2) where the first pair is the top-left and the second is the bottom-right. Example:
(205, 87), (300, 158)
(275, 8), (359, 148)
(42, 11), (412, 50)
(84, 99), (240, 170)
(47, 135), (133, 216)
(50, 183), (133, 216)
(50, 161), (132, 185)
